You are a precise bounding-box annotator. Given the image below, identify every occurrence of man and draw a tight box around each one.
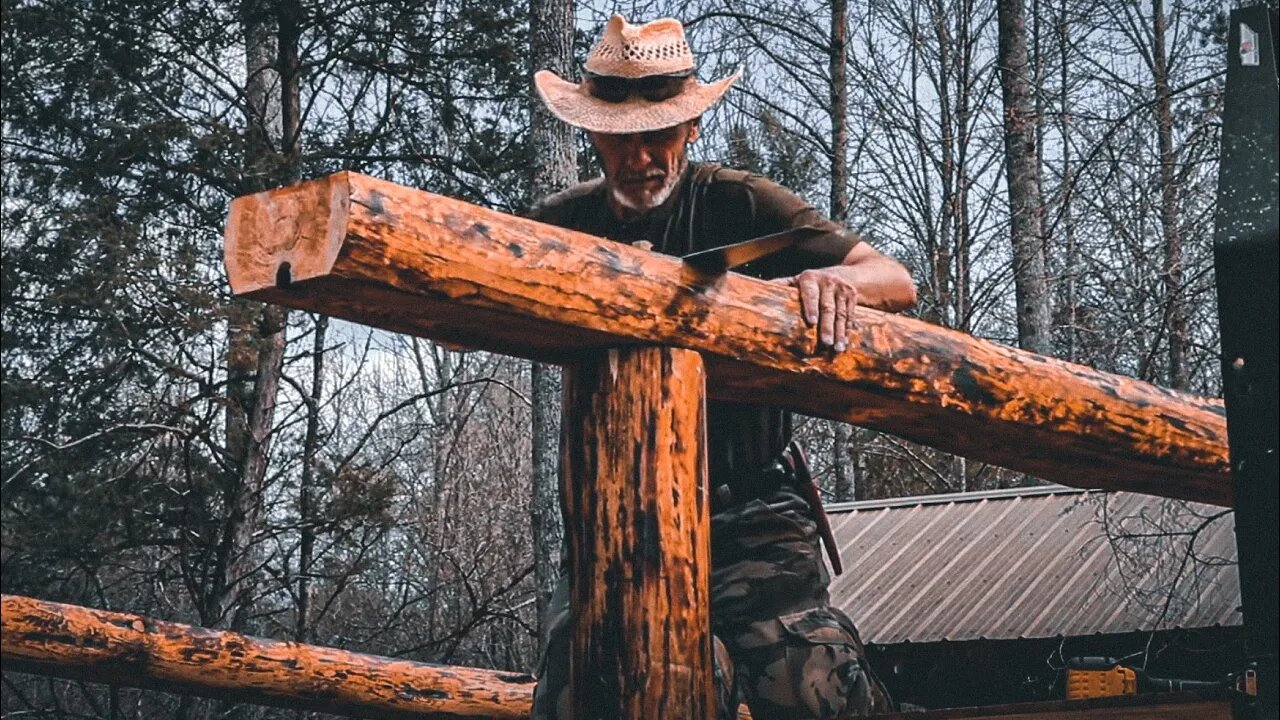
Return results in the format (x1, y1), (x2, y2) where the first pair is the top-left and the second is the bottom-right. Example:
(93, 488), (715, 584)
(530, 14), (917, 720)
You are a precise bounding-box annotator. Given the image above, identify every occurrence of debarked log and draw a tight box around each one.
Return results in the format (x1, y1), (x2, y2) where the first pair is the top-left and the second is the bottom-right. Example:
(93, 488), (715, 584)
(0, 594), (534, 719)
(562, 347), (712, 719)
(224, 171), (1231, 506)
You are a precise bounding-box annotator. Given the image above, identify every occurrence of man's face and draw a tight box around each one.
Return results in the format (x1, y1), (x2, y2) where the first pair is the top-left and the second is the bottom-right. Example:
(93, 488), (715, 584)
(589, 121), (700, 215)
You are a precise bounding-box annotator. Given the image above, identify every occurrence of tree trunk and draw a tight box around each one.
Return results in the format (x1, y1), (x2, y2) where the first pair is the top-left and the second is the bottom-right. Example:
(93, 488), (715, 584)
(832, 422), (855, 502)
(954, 33), (972, 337)
(223, 2), (280, 485)
(934, 0), (957, 330)
(1056, 0), (1078, 362)
(296, 314), (326, 644)
(830, 0), (849, 228)
(827, 0), (858, 504)
(527, 0), (577, 650)
(996, 0), (1053, 355)
(211, 0), (295, 633)
(1151, 0), (1187, 389)
(530, 363), (562, 638)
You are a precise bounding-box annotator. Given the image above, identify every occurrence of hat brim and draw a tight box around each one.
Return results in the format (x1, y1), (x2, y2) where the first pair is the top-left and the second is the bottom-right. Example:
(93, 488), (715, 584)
(534, 68), (740, 134)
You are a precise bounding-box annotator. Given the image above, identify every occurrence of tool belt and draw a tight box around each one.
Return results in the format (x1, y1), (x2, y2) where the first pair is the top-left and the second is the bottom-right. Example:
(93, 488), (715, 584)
(711, 441), (844, 575)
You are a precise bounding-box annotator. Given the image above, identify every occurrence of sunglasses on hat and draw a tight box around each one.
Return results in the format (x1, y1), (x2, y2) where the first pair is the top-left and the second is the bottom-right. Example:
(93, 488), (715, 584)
(585, 71), (694, 103)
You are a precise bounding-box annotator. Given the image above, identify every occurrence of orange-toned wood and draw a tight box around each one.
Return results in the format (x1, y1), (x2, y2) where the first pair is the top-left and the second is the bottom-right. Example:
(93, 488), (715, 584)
(3, 594), (1229, 720)
(223, 172), (1231, 505)
(561, 347), (713, 719)
(0, 594), (534, 719)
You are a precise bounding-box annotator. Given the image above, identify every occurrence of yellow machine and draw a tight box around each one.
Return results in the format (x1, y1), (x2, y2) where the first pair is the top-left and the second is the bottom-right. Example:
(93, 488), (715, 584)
(1065, 658), (1137, 699)
(1064, 657), (1246, 700)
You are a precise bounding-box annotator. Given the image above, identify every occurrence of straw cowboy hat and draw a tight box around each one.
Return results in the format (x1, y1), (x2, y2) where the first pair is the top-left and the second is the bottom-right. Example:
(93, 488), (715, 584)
(534, 14), (741, 135)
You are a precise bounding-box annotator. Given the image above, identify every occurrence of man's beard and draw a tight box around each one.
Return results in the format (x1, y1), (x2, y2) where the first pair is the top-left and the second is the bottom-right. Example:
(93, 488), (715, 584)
(609, 158), (686, 214)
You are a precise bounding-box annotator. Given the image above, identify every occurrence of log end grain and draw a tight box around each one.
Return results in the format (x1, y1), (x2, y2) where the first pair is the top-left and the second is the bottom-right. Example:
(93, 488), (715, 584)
(224, 172), (352, 295)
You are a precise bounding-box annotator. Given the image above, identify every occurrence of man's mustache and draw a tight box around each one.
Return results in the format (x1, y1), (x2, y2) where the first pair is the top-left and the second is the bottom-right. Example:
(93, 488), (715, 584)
(618, 172), (666, 184)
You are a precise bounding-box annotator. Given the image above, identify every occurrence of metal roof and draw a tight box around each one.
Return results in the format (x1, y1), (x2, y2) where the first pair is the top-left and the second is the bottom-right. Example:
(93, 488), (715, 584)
(826, 485), (1240, 645)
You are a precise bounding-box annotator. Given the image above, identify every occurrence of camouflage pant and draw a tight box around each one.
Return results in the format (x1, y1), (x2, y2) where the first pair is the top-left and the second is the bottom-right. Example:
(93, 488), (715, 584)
(531, 486), (874, 719)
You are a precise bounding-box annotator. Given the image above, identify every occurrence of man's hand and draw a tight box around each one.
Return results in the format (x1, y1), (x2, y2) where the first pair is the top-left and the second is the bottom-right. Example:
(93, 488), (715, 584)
(776, 268), (858, 352)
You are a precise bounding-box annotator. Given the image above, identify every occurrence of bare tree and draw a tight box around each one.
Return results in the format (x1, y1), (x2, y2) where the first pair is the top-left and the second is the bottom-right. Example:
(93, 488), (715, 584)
(207, 0), (298, 634)
(996, 0), (1053, 355)
(295, 315), (327, 644)
(827, 0), (859, 503)
(527, 0), (578, 645)
(1150, 0), (1186, 390)
(1044, 0), (1221, 391)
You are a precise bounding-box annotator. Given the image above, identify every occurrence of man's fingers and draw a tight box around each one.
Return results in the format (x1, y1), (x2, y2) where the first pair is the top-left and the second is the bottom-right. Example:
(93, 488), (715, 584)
(819, 280), (836, 346)
(834, 292), (849, 352)
(799, 275), (820, 326)
(788, 271), (860, 352)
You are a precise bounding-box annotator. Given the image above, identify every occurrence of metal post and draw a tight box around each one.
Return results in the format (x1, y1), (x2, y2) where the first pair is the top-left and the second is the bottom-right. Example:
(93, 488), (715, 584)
(1213, 8), (1279, 720)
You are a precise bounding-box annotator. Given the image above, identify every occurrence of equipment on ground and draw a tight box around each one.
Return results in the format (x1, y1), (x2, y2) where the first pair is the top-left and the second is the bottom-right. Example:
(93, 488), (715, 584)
(1064, 657), (1241, 700)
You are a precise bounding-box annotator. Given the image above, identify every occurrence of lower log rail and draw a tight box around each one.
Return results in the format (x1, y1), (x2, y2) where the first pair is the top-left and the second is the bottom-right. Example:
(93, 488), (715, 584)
(0, 594), (534, 720)
(1, 594), (1237, 720)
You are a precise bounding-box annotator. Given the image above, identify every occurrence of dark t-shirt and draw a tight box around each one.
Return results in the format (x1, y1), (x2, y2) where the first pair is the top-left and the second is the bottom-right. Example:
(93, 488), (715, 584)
(529, 162), (860, 481)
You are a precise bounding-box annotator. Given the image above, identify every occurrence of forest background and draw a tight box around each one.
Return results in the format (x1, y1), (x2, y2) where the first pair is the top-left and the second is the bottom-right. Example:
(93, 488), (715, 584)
(0, 0), (1256, 716)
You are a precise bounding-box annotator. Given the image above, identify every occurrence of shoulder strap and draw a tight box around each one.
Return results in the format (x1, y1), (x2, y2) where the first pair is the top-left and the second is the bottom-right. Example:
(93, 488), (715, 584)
(675, 162), (752, 252)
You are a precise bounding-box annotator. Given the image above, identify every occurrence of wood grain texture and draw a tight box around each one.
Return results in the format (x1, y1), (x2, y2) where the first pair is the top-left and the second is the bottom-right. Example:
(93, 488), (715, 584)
(223, 171), (1231, 505)
(562, 348), (712, 719)
(0, 594), (534, 719)
(1, 592), (1228, 720)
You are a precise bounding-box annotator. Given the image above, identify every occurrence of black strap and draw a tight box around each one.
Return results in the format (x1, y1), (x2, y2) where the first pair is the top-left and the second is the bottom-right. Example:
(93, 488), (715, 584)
(710, 457), (794, 513)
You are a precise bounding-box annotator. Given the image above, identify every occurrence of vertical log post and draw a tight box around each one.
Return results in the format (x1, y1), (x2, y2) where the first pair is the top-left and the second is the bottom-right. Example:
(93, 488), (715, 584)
(562, 347), (712, 719)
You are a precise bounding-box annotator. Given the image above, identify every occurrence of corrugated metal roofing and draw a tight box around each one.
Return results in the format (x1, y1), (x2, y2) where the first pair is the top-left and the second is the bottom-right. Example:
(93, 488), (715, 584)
(826, 485), (1240, 645)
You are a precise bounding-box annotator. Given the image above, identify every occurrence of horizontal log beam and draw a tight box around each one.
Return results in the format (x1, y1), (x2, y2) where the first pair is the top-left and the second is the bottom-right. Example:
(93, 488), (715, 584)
(0, 594), (534, 719)
(224, 172), (1230, 505)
